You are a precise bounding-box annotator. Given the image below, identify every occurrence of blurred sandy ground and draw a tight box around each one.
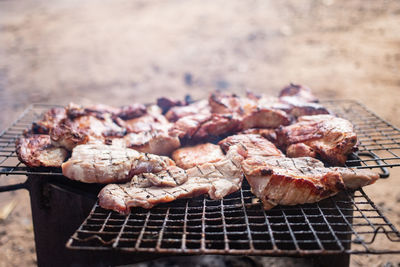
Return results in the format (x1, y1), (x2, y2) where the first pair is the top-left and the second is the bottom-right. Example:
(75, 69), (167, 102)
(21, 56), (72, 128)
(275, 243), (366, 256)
(0, 0), (399, 266)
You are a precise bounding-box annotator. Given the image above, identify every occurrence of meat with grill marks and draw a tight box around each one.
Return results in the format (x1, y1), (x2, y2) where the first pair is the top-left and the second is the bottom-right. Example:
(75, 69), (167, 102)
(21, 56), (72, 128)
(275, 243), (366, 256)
(62, 143), (175, 184)
(98, 146), (244, 214)
(172, 143), (225, 169)
(16, 135), (68, 167)
(242, 156), (379, 210)
(276, 115), (358, 166)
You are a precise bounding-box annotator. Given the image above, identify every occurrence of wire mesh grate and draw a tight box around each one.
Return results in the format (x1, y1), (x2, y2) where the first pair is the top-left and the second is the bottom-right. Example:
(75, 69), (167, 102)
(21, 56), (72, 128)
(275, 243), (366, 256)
(0, 102), (399, 255)
(1, 101), (400, 177)
(66, 180), (400, 255)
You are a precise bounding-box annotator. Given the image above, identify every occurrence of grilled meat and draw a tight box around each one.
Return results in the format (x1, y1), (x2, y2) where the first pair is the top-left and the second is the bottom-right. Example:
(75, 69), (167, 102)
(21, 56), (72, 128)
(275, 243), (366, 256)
(276, 115), (357, 166)
(219, 134), (283, 158)
(99, 175), (211, 213)
(157, 97), (186, 114)
(172, 143), (226, 169)
(116, 105), (180, 155)
(165, 100), (210, 122)
(62, 144), (175, 183)
(209, 92), (290, 129)
(242, 156), (378, 209)
(98, 146), (244, 213)
(279, 96), (330, 118)
(31, 108), (66, 134)
(279, 83), (319, 103)
(170, 113), (240, 140)
(16, 135), (68, 167)
(50, 103), (125, 150)
(241, 128), (278, 143)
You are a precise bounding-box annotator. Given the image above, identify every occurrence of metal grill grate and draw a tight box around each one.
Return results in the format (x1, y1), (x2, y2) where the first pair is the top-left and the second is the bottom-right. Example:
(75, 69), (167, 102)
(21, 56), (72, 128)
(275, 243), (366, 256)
(66, 180), (400, 255)
(1, 101), (400, 177)
(0, 101), (399, 255)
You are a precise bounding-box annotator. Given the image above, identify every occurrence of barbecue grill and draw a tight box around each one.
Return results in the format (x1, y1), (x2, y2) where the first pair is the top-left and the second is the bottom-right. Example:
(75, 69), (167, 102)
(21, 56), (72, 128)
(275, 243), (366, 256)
(0, 100), (400, 267)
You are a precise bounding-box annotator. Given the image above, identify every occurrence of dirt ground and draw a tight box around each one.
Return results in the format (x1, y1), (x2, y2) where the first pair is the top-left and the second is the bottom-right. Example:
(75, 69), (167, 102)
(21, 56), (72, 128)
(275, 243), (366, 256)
(0, 0), (399, 266)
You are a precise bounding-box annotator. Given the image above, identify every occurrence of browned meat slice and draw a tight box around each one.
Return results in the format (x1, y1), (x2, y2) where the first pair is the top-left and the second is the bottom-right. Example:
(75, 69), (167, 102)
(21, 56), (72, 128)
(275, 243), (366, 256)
(286, 143), (317, 158)
(157, 97), (186, 114)
(16, 135), (68, 167)
(242, 156), (378, 210)
(172, 143), (225, 169)
(279, 83), (319, 103)
(219, 134), (283, 158)
(98, 147), (244, 214)
(170, 113), (240, 140)
(276, 115), (357, 166)
(241, 128), (278, 143)
(121, 130), (180, 156)
(279, 96), (330, 117)
(116, 105), (180, 155)
(31, 108), (66, 134)
(331, 167), (379, 189)
(116, 104), (147, 120)
(130, 166), (189, 187)
(209, 92), (290, 130)
(99, 176), (211, 213)
(165, 100), (210, 122)
(62, 144), (175, 183)
(50, 103), (125, 150)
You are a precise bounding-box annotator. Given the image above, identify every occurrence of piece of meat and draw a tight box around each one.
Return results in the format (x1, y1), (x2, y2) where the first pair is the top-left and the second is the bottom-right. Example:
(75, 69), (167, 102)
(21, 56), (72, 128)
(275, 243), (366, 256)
(165, 100), (210, 122)
(61, 144), (175, 183)
(279, 83), (319, 103)
(331, 167), (379, 189)
(157, 97), (186, 114)
(50, 103), (126, 150)
(99, 176), (211, 213)
(172, 143), (225, 169)
(115, 105), (180, 155)
(31, 108), (66, 134)
(50, 114), (125, 150)
(209, 92), (291, 130)
(130, 166), (189, 187)
(286, 143), (316, 158)
(98, 146), (244, 214)
(242, 156), (378, 210)
(241, 128), (278, 143)
(219, 134), (283, 159)
(116, 104), (147, 120)
(276, 115), (358, 166)
(16, 135), (68, 167)
(170, 113), (240, 140)
(279, 96), (330, 117)
(121, 130), (180, 156)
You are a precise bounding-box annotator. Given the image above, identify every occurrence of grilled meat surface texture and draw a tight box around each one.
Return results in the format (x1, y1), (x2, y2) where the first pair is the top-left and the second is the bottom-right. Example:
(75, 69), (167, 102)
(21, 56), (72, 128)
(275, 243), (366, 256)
(15, 84), (374, 214)
(276, 115), (358, 166)
(242, 156), (378, 210)
(219, 134), (284, 158)
(209, 91), (291, 130)
(116, 105), (180, 155)
(16, 134), (69, 167)
(62, 144), (175, 183)
(172, 143), (225, 169)
(98, 146), (244, 214)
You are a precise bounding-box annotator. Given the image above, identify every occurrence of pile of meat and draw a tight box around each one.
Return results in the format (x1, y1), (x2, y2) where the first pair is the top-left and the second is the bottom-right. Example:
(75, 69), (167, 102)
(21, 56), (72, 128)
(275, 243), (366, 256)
(16, 84), (378, 214)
